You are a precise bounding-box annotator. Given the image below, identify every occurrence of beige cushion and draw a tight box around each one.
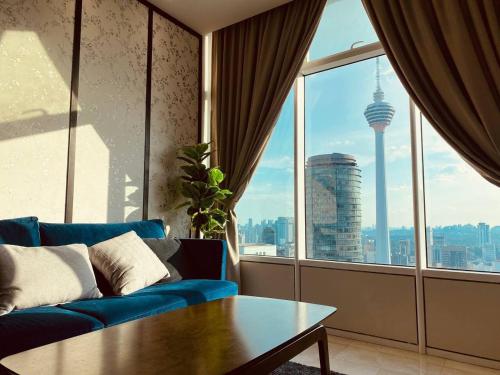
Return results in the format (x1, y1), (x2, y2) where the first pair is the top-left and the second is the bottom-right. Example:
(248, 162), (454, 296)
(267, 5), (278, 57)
(0, 244), (102, 315)
(89, 231), (168, 295)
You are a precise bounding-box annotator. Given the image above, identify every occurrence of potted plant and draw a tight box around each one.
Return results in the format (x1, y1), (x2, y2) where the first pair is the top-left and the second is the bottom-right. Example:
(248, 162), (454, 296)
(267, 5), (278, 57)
(176, 143), (232, 238)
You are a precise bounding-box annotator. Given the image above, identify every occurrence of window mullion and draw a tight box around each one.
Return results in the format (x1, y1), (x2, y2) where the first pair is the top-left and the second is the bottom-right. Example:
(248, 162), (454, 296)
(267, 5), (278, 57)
(410, 99), (427, 353)
(294, 76), (306, 301)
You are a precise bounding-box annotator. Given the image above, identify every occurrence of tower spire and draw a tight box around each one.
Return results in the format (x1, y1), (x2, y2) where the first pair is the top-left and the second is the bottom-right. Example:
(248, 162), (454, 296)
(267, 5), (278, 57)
(373, 57), (384, 102)
(364, 58), (396, 265)
(376, 57), (381, 91)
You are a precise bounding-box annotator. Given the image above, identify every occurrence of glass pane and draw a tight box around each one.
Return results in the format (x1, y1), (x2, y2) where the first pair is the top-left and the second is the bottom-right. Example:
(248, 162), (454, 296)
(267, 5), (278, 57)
(305, 55), (414, 266)
(308, 0), (379, 61)
(422, 119), (500, 272)
(236, 92), (295, 257)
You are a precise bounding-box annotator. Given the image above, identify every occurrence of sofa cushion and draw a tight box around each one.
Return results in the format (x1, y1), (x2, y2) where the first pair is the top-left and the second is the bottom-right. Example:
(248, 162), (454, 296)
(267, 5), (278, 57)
(59, 280), (238, 327)
(0, 244), (102, 315)
(133, 279), (238, 305)
(58, 293), (188, 327)
(142, 237), (183, 283)
(0, 217), (40, 247)
(89, 231), (168, 296)
(39, 219), (166, 247)
(0, 306), (103, 358)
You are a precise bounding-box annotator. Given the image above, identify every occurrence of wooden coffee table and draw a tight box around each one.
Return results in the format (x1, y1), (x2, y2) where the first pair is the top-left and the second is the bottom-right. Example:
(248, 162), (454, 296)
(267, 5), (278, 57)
(0, 296), (336, 375)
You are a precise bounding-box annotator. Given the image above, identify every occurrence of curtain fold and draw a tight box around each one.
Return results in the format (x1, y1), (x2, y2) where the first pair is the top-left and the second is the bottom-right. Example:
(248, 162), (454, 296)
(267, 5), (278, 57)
(362, 0), (500, 186)
(211, 0), (326, 283)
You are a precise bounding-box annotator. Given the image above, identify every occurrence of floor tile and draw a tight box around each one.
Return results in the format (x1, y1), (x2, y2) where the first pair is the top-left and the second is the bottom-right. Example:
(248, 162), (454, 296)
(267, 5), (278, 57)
(294, 335), (500, 375)
(443, 360), (500, 375)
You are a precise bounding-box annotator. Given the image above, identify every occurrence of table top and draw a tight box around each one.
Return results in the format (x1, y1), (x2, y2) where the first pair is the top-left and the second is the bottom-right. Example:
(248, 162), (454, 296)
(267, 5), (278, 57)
(1, 296), (336, 375)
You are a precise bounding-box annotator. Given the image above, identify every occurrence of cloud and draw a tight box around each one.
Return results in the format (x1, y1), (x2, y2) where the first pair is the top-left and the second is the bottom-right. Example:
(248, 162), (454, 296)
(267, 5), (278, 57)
(328, 139), (354, 147)
(388, 184), (411, 192)
(387, 144), (411, 162)
(259, 156), (293, 170)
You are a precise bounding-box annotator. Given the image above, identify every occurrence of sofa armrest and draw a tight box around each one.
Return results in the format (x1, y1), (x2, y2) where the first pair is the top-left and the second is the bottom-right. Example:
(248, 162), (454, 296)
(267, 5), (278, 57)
(169, 239), (227, 280)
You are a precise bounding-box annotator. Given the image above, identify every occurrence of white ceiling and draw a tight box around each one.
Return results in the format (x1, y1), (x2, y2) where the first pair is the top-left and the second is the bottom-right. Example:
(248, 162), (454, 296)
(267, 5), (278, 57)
(148, 0), (293, 35)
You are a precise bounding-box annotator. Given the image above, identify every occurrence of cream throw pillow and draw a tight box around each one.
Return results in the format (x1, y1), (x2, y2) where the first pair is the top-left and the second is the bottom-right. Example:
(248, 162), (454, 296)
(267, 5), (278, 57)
(89, 231), (168, 295)
(0, 244), (102, 315)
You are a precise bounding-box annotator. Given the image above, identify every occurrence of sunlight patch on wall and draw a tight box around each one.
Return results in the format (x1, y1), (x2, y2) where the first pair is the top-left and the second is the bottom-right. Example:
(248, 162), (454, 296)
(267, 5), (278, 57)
(72, 124), (110, 223)
(0, 0), (74, 222)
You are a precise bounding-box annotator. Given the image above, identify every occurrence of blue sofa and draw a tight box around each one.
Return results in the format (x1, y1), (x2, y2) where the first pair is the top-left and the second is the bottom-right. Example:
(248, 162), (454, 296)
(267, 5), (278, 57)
(0, 217), (238, 358)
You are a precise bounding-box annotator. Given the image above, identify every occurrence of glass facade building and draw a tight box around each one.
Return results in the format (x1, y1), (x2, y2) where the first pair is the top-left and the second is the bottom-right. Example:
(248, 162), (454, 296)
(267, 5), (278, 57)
(306, 153), (362, 261)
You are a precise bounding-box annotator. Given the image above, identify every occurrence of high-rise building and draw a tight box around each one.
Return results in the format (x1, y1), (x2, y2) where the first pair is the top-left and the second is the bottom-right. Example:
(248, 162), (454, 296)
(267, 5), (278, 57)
(276, 217), (294, 245)
(478, 222), (491, 247)
(364, 57), (395, 264)
(306, 153), (362, 261)
(478, 222), (495, 263)
(432, 233), (445, 265)
(392, 239), (410, 266)
(426, 227), (434, 265)
(441, 245), (467, 269)
(261, 226), (276, 245)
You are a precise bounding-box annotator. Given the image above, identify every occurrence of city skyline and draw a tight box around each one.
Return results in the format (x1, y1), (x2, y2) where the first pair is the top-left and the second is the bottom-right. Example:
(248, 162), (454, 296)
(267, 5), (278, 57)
(238, 217), (500, 271)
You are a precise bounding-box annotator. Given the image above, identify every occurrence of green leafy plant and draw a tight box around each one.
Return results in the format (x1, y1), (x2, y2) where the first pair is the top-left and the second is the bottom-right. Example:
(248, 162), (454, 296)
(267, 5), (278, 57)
(176, 143), (232, 239)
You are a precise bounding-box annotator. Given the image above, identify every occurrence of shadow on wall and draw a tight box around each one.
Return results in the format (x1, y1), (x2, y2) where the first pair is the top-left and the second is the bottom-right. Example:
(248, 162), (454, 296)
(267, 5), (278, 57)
(0, 1), (142, 223)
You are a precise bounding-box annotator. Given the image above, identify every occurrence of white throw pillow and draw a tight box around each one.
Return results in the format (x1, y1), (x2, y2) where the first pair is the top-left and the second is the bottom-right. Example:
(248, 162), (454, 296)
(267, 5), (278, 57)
(89, 231), (168, 296)
(0, 244), (102, 315)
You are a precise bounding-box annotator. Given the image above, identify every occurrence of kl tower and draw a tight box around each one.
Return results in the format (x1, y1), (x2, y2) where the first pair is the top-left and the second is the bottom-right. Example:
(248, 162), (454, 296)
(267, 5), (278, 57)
(364, 58), (395, 264)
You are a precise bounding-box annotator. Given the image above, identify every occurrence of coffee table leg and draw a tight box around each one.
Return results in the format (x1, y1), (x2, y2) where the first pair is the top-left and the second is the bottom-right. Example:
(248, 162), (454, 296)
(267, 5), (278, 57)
(318, 326), (330, 375)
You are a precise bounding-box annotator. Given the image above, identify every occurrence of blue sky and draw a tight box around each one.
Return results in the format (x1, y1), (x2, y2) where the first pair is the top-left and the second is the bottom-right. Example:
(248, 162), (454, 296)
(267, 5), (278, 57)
(237, 0), (500, 228)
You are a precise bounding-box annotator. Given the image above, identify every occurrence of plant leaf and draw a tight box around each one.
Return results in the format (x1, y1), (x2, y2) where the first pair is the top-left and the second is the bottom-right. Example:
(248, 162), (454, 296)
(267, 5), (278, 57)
(208, 168), (224, 186)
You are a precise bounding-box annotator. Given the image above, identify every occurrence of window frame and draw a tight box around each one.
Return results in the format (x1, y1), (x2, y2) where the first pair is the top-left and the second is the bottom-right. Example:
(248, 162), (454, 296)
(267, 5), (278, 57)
(239, 39), (500, 278)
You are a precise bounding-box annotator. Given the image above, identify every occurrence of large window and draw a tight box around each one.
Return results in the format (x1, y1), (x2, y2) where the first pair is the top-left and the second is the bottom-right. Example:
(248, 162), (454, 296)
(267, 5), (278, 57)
(304, 56), (414, 266)
(236, 93), (295, 257)
(422, 118), (500, 272)
(235, 0), (500, 275)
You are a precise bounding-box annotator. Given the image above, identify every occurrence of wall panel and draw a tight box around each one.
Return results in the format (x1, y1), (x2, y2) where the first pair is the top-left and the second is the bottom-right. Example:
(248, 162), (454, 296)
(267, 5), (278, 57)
(72, 0), (148, 223)
(425, 277), (500, 361)
(0, 0), (74, 222)
(241, 261), (295, 300)
(301, 266), (418, 344)
(149, 13), (199, 236)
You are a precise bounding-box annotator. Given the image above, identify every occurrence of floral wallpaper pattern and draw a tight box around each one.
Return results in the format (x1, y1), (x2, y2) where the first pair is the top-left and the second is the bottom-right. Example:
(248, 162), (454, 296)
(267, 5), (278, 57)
(0, 0), (74, 222)
(73, 0), (148, 223)
(149, 13), (199, 237)
(0, 0), (199, 228)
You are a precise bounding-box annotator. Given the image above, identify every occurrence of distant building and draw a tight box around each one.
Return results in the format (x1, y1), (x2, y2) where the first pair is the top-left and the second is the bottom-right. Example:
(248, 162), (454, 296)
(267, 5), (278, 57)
(478, 222), (491, 247)
(478, 222), (495, 263)
(306, 153), (362, 262)
(363, 238), (376, 263)
(276, 217), (294, 245)
(261, 226), (276, 245)
(239, 244), (277, 256)
(392, 239), (410, 266)
(441, 245), (467, 269)
(426, 227), (434, 264)
(432, 233), (445, 266)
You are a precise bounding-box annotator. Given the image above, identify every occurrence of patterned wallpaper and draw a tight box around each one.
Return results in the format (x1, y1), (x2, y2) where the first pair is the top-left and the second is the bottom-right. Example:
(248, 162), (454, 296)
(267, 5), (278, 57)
(149, 13), (200, 237)
(0, 0), (200, 228)
(72, 0), (149, 223)
(0, 0), (74, 222)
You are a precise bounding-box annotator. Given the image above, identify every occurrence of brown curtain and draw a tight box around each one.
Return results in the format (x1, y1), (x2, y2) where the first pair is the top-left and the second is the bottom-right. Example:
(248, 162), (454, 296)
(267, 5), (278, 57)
(362, 0), (500, 186)
(211, 0), (326, 283)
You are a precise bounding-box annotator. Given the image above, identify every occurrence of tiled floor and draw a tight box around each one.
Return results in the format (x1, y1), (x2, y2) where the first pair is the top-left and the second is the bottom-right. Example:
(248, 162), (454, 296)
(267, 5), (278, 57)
(292, 335), (500, 375)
